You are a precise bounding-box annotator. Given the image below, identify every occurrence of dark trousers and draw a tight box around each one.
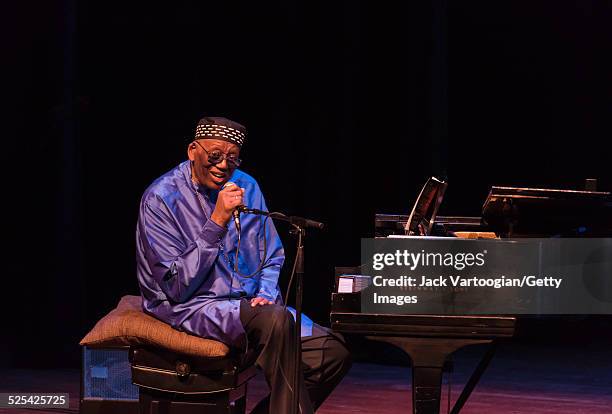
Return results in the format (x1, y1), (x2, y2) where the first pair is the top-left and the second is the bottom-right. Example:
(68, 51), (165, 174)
(239, 299), (352, 414)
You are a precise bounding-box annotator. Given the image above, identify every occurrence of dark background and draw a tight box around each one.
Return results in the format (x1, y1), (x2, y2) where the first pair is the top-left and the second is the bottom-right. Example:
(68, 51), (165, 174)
(3, 0), (611, 369)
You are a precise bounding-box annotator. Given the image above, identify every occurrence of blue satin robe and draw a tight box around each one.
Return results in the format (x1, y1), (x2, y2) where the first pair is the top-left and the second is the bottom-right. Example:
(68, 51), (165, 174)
(136, 160), (290, 349)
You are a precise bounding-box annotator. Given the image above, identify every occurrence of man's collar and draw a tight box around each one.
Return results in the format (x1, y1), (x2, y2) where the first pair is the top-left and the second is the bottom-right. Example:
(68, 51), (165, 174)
(181, 160), (207, 196)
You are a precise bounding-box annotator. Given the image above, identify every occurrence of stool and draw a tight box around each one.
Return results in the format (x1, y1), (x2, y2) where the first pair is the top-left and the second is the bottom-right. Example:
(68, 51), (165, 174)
(80, 295), (257, 414)
(130, 346), (257, 414)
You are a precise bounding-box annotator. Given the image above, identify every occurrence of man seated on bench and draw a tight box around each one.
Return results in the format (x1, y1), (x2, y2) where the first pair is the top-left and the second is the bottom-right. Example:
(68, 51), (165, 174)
(136, 116), (351, 414)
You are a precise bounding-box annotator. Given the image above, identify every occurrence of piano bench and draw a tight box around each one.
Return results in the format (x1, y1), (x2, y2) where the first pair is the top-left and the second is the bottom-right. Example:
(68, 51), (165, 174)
(129, 346), (257, 414)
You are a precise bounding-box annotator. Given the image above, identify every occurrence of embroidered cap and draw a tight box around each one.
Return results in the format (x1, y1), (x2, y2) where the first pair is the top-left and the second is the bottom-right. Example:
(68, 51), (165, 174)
(194, 117), (246, 148)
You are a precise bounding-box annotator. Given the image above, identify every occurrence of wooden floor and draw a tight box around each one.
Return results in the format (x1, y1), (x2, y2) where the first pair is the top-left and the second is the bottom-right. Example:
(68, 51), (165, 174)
(2, 341), (612, 414)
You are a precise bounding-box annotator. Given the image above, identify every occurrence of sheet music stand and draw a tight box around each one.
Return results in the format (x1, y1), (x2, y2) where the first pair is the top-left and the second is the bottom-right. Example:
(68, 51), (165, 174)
(404, 177), (448, 236)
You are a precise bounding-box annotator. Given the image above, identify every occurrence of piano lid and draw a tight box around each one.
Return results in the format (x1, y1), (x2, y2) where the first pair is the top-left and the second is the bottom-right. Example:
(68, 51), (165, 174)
(482, 186), (612, 237)
(376, 183), (612, 238)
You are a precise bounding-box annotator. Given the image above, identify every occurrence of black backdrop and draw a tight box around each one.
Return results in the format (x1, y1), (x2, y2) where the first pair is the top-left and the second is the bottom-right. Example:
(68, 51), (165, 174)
(3, 1), (611, 369)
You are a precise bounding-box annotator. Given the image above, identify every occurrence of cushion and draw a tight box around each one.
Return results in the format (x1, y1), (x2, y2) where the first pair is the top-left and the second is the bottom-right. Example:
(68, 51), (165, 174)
(79, 295), (229, 358)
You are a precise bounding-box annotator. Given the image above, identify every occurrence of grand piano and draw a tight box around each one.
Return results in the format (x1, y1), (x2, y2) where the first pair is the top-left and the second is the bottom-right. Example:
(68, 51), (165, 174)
(330, 179), (612, 414)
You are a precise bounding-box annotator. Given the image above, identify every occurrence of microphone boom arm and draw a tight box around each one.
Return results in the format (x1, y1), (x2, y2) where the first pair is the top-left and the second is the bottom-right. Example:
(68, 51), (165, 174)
(238, 207), (325, 230)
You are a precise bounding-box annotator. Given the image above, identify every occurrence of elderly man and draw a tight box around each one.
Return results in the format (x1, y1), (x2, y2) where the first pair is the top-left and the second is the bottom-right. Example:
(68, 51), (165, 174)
(136, 116), (351, 414)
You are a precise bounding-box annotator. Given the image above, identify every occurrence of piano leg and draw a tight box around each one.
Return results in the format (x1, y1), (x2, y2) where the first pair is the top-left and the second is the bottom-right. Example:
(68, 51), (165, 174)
(365, 336), (493, 414)
(450, 342), (498, 414)
(413, 365), (444, 414)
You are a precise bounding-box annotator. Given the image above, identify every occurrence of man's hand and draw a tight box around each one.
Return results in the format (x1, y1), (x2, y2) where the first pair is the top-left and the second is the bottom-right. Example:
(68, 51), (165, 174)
(251, 297), (274, 307)
(210, 183), (245, 227)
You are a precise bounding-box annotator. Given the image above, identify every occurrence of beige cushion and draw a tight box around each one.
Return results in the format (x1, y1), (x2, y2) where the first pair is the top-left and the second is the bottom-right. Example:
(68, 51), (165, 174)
(79, 295), (229, 358)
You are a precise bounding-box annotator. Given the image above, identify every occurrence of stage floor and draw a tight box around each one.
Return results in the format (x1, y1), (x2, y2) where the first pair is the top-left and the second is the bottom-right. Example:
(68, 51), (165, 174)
(2, 341), (612, 413)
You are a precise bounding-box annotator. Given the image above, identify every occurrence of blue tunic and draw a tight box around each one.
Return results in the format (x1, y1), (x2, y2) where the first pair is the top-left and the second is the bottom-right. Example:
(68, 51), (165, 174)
(136, 160), (294, 349)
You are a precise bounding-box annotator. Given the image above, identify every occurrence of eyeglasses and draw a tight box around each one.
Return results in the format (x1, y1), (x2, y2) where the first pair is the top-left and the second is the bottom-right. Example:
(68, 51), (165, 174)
(193, 140), (242, 168)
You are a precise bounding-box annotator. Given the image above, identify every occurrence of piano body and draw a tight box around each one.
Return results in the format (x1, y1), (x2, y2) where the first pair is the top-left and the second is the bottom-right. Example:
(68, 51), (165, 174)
(330, 183), (612, 414)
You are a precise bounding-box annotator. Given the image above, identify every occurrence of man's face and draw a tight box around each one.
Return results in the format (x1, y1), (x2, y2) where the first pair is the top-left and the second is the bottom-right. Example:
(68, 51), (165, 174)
(188, 139), (241, 190)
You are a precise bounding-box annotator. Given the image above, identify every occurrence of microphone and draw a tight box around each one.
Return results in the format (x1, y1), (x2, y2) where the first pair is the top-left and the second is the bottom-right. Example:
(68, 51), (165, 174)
(222, 182), (244, 232)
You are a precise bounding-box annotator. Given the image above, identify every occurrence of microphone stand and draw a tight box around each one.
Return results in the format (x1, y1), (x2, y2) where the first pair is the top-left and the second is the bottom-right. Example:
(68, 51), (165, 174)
(291, 225), (304, 414)
(239, 207), (322, 414)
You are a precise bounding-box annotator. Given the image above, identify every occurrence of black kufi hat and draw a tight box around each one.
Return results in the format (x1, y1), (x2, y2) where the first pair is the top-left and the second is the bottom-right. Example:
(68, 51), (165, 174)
(194, 116), (246, 148)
